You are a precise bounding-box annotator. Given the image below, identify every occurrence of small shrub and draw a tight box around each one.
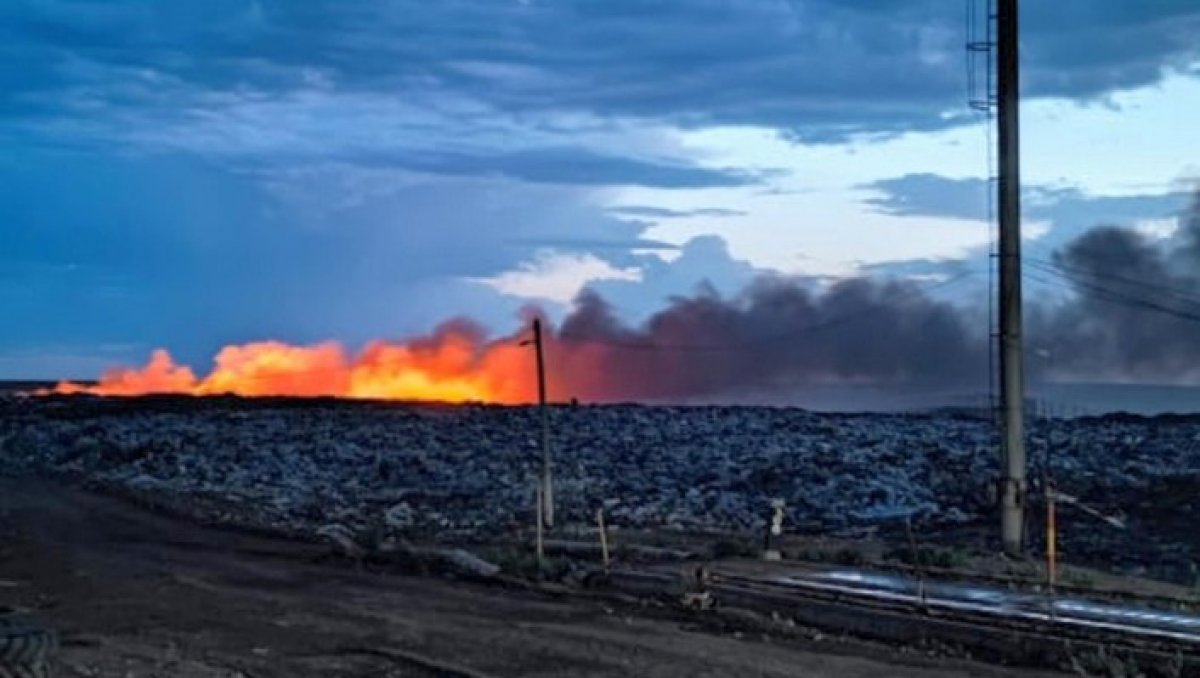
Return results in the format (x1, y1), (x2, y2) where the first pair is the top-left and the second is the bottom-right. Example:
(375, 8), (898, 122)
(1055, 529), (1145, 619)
(885, 546), (968, 570)
(711, 538), (759, 559)
(834, 548), (867, 566)
(1064, 570), (1097, 589)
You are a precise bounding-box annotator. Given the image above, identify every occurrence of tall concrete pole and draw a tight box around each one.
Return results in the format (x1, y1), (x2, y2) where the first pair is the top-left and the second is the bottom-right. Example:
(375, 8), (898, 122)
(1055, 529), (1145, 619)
(997, 0), (1026, 556)
(532, 319), (554, 528)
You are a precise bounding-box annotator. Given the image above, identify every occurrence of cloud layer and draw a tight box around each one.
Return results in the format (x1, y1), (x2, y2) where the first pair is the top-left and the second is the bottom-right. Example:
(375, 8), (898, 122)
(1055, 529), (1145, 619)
(7, 1), (1198, 143)
(3, 0), (1199, 383)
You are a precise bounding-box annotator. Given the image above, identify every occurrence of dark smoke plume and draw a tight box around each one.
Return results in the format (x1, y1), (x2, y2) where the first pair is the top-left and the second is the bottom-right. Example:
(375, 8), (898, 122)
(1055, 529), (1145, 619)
(545, 190), (1200, 402)
(548, 275), (988, 402)
(1030, 191), (1200, 383)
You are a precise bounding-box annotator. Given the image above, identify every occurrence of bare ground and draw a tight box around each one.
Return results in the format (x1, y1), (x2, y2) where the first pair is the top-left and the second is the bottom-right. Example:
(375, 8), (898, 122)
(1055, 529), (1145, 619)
(0, 478), (1059, 677)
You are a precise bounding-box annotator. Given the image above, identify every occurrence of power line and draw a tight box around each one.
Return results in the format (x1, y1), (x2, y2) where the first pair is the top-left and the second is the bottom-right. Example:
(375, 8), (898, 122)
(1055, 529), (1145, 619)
(1027, 259), (1200, 314)
(1028, 256), (1200, 308)
(1028, 262), (1200, 325)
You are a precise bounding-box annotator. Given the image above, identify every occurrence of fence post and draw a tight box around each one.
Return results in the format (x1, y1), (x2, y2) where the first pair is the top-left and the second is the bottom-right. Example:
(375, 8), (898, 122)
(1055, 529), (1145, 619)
(596, 506), (610, 572)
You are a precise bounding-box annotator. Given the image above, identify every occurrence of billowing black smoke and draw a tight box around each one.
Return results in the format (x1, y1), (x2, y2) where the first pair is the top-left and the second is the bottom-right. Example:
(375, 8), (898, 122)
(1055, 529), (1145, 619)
(550, 275), (988, 402)
(545, 191), (1200, 402)
(1030, 191), (1200, 382)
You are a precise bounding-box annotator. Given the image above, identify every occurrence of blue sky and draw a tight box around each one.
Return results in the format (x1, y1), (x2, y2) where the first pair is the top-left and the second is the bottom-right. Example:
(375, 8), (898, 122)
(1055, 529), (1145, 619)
(1, 0), (1198, 378)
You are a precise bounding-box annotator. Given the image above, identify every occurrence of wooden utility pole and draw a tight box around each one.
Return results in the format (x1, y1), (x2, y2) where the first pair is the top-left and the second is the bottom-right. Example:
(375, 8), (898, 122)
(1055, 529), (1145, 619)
(997, 0), (1026, 556)
(532, 319), (554, 528)
(1045, 482), (1057, 589)
(596, 506), (610, 572)
(535, 480), (545, 571)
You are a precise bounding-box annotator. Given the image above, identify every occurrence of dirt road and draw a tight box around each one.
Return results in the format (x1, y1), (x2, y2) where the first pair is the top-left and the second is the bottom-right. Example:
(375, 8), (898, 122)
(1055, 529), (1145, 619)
(0, 478), (1055, 677)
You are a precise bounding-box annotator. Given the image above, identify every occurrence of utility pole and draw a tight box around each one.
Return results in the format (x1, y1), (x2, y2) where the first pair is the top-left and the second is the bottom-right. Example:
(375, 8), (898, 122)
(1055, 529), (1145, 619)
(997, 0), (1026, 556)
(532, 318), (554, 528)
(535, 479), (545, 571)
(1045, 480), (1057, 589)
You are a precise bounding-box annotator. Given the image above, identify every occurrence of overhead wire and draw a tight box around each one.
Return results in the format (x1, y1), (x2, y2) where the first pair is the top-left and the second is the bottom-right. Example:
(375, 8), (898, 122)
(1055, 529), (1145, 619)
(1028, 256), (1200, 308)
(1027, 260), (1200, 325)
(1027, 258), (1200, 314)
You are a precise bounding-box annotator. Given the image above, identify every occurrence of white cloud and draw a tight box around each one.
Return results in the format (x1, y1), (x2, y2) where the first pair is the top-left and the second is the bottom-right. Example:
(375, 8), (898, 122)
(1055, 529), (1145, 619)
(471, 250), (642, 304)
(1024, 219), (1053, 242)
(1134, 217), (1179, 240)
(595, 74), (1200, 278)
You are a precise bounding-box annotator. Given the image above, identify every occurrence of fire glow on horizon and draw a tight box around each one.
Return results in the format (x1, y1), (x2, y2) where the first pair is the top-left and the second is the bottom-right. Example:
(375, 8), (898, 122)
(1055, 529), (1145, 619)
(51, 327), (540, 404)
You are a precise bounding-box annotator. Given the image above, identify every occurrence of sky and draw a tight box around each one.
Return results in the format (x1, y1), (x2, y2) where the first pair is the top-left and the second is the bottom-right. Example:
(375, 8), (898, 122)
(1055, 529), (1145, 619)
(1, 0), (1198, 379)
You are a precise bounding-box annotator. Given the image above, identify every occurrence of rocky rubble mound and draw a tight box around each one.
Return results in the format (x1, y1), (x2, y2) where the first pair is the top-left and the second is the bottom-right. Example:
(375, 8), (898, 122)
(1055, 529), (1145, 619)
(2, 396), (1199, 560)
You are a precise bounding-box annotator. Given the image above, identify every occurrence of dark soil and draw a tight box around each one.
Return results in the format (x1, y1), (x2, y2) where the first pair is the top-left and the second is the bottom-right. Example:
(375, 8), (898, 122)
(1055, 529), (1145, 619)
(0, 478), (1057, 677)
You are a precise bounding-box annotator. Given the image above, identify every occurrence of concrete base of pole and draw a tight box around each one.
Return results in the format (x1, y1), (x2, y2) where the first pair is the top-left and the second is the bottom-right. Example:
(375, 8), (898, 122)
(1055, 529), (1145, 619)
(542, 469), (554, 528)
(1001, 478), (1025, 556)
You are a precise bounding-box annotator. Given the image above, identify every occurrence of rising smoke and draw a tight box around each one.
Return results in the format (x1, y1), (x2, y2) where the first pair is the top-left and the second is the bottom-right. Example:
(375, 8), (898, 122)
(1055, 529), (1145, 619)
(547, 276), (988, 402)
(1029, 190), (1200, 383)
(546, 189), (1200, 401)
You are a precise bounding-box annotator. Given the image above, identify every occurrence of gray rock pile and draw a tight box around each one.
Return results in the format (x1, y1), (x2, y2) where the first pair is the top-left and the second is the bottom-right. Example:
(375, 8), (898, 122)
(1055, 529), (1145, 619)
(2, 396), (1199, 550)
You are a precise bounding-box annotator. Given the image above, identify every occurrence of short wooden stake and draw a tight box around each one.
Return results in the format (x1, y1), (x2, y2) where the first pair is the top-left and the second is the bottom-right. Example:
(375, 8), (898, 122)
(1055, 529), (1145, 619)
(596, 507), (610, 571)
(535, 480), (545, 573)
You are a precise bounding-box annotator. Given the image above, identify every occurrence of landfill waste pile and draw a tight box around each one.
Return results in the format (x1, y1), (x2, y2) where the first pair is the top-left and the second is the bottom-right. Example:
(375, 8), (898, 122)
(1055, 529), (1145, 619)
(2, 395), (1198, 580)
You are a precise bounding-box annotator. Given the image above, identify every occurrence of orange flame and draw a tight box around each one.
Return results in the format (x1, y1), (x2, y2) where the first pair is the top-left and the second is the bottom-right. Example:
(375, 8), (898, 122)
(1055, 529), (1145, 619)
(52, 327), (538, 404)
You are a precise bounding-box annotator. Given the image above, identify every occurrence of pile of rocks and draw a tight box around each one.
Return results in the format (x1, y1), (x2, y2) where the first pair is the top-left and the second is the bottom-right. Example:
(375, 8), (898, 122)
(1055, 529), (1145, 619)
(2, 396), (1198, 555)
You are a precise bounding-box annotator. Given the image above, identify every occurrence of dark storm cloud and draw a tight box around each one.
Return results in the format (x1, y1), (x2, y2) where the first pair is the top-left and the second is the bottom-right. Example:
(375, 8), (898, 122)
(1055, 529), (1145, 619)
(4, 0), (1197, 143)
(861, 173), (1191, 260)
(381, 148), (762, 189)
(1021, 1), (1200, 98)
(0, 148), (666, 366)
(864, 174), (1189, 226)
(862, 173), (991, 222)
